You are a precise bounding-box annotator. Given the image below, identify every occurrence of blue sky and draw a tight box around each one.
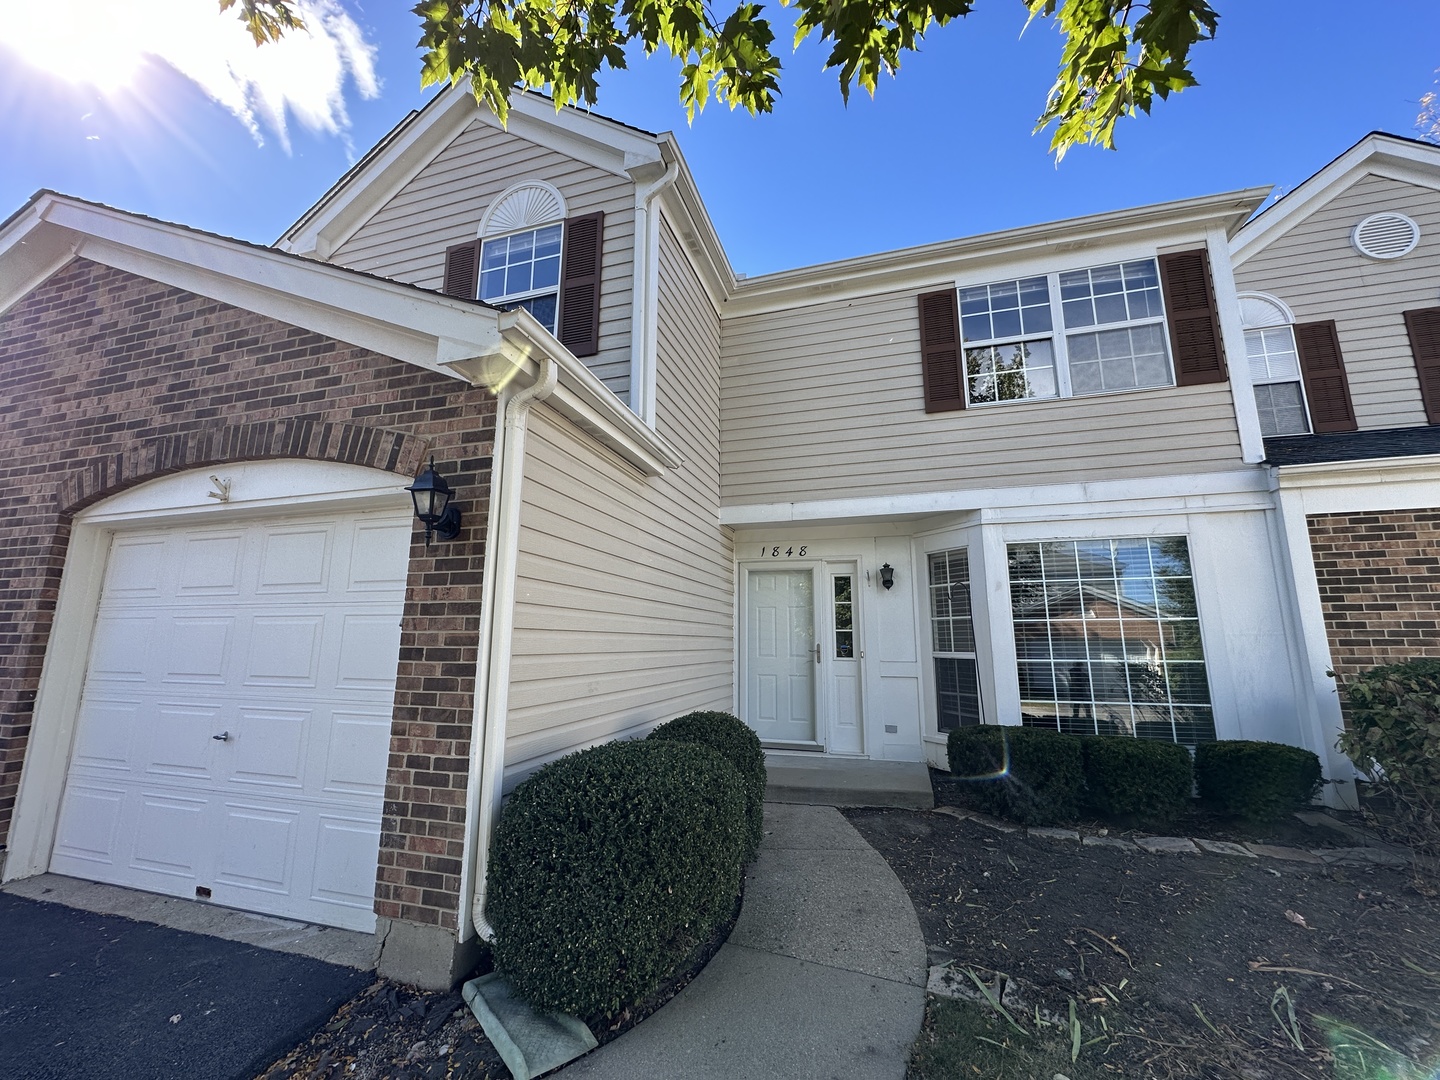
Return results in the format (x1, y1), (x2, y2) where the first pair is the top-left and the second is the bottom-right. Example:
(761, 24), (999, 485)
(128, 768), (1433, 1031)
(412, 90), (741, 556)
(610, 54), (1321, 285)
(1, 2), (1437, 277)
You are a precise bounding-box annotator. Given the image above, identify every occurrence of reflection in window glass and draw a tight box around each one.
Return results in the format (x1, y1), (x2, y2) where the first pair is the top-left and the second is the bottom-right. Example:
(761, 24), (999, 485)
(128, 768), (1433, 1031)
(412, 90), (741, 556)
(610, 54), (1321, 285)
(1007, 537), (1215, 743)
(965, 340), (1058, 404)
(479, 223), (564, 333)
(929, 550), (981, 731)
(834, 576), (854, 658)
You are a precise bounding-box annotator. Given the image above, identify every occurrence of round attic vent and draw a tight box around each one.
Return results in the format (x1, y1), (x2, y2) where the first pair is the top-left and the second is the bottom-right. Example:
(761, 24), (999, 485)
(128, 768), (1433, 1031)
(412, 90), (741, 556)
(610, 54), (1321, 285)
(1352, 212), (1420, 259)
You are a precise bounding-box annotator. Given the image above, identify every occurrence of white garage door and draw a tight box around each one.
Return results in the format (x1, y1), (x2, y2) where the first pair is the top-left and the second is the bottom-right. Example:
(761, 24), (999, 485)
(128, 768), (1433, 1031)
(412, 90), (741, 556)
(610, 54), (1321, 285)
(50, 508), (411, 932)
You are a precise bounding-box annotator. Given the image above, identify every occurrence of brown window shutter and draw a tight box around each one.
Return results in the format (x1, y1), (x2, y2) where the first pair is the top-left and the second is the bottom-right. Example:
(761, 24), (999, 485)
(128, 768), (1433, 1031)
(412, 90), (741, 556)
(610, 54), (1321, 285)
(1159, 248), (1228, 386)
(1294, 320), (1357, 433)
(442, 239), (481, 300)
(557, 211), (604, 357)
(1403, 307), (1440, 424)
(918, 289), (965, 413)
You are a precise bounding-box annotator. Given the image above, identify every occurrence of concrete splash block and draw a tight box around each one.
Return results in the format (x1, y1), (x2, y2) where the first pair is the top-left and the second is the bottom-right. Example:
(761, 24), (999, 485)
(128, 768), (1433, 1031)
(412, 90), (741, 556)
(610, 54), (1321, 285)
(462, 972), (597, 1080)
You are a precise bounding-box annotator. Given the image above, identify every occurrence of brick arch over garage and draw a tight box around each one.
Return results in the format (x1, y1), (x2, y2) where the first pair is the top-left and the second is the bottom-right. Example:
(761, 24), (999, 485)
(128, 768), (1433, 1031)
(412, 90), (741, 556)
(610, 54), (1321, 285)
(55, 420), (430, 516)
(0, 258), (495, 938)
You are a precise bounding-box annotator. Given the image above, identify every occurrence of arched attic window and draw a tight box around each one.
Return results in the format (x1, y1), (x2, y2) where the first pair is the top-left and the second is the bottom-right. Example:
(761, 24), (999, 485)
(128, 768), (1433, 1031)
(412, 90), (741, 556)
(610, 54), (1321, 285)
(1239, 293), (1311, 437)
(441, 182), (605, 357)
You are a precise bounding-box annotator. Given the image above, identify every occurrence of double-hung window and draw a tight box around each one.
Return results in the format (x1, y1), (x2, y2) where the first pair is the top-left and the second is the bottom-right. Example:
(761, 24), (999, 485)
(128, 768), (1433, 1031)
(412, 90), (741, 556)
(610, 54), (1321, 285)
(957, 259), (1172, 406)
(479, 223), (563, 334)
(1239, 295), (1310, 437)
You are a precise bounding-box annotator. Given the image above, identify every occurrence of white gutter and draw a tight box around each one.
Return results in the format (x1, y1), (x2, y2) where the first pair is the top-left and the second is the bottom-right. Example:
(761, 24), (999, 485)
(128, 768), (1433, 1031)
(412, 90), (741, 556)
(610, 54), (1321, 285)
(628, 155), (679, 425)
(465, 353), (558, 940)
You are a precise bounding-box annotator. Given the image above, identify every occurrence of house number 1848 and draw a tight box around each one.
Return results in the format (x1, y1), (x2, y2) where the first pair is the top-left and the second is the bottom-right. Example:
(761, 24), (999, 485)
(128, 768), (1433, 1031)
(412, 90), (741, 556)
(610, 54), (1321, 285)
(760, 546), (807, 557)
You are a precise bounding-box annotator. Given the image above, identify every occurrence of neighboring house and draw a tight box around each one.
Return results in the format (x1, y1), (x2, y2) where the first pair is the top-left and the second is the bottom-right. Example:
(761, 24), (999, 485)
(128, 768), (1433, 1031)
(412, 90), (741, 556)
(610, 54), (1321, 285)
(0, 83), (1434, 988)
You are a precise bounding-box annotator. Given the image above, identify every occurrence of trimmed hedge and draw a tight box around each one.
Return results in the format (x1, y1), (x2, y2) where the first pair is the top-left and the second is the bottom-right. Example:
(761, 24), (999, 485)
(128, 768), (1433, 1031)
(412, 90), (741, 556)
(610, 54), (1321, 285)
(1081, 735), (1193, 824)
(486, 739), (747, 1019)
(648, 710), (766, 862)
(1195, 740), (1322, 821)
(947, 725), (1084, 825)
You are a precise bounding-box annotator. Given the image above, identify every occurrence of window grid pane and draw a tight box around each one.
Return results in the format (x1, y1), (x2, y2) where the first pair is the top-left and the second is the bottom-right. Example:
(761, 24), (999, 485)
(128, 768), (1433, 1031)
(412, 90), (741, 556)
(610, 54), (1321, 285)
(965, 340), (1058, 404)
(1254, 381), (1310, 437)
(833, 576), (854, 659)
(1007, 538), (1215, 743)
(479, 224), (564, 333)
(929, 550), (981, 732)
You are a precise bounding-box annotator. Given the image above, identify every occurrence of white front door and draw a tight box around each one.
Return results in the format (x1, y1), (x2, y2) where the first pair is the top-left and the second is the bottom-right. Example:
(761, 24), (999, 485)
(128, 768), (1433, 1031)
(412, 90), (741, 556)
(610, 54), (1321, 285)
(745, 568), (817, 744)
(743, 562), (866, 754)
(49, 508), (410, 932)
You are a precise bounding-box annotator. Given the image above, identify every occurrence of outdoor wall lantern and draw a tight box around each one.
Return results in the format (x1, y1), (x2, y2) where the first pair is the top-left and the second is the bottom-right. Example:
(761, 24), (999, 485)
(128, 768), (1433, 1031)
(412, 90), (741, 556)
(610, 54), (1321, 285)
(406, 457), (463, 546)
(879, 563), (895, 590)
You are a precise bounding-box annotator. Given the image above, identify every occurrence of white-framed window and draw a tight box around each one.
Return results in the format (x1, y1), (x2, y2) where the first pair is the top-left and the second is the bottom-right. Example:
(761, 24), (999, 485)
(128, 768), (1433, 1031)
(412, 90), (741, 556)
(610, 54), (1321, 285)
(1007, 536), (1215, 744)
(1239, 293), (1310, 437)
(479, 224), (563, 334)
(928, 549), (982, 731)
(957, 258), (1171, 407)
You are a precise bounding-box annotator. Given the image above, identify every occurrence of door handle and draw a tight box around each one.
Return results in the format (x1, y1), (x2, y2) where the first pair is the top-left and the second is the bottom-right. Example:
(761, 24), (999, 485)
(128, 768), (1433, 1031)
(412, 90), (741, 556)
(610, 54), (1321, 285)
(212, 731), (231, 742)
(815, 643), (821, 665)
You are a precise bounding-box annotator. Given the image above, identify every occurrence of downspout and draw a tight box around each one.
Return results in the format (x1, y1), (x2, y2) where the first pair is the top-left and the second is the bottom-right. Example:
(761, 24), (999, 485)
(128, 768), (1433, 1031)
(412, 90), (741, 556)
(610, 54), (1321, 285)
(629, 156), (679, 425)
(467, 353), (558, 939)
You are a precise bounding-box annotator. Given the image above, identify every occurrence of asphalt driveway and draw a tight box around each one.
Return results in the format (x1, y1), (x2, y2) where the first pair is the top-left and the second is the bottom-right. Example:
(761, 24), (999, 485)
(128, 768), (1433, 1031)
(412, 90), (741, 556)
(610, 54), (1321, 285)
(0, 892), (371, 1080)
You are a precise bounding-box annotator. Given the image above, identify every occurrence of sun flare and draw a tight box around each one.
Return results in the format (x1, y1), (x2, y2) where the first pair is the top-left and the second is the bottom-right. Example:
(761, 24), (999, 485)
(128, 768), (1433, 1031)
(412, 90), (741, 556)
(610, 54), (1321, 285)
(0, 0), (379, 148)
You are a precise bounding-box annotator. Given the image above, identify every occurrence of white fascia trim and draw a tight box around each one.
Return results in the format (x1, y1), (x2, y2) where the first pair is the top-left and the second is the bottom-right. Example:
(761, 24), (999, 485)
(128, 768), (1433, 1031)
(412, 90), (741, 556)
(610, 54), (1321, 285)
(279, 85), (664, 258)
(719, 468), (1273, 527)
(443, 307), (681, 476)
(22, 196), (503, 377)
(1272, 453), (1440, 494)
(721, 188), (1270, 320)
(1231, 136), (1440, 265)
(653, 134), (737, 308)
(0, 207), (81, 319)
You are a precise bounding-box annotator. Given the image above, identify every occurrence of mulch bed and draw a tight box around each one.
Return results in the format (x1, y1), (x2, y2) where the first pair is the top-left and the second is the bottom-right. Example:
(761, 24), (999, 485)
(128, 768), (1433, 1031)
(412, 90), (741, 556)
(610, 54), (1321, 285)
(255, 890), (742, 1080)
(844, 792), (1440, 1079)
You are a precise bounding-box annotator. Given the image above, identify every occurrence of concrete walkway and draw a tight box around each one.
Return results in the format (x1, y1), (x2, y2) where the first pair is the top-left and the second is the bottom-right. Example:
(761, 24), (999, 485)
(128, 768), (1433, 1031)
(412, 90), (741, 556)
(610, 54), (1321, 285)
(555, 803), (927, 1080)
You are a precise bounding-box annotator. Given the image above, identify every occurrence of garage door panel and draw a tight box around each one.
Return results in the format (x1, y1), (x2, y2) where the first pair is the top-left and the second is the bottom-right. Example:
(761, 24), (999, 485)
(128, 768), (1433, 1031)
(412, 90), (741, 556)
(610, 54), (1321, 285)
(55, 507), (406, 932)
(51, 783), (126, 866)
(228, 707), (308, 790)
(105, 536), (168, 597)
(131, 793), (207, 880)
(215, 802), (298, 895)
(258, 526), (334, 594)
(323, 709), (393, 796)
(144, 702), (221, 780)
(178, 533), (244, 597)
(87, 615), (156, 683)
(336, 614), (405, 691)
(246, 615), (324, 687)
(162, 616), (235, 685)
(349, 521), (412, 591)
(71, 699), (141, 771)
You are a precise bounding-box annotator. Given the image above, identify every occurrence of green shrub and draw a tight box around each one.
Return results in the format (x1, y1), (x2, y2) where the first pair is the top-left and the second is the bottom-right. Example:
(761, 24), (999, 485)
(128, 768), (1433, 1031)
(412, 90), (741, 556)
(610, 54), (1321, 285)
(1081, 736), (1194, 824)
(648, 710), (766, 862)
(946, 725), (1084, 825)
(486, 739), (747, 1019)
(1339, 659), (1440, 854)
(1194, 740), (1322, 821)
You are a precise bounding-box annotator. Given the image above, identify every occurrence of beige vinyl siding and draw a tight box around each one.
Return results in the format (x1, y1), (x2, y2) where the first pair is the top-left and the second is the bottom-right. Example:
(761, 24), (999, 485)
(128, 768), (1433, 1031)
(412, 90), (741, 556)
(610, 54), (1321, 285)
(719, 287), (1244, 505)
(329, 120), (636, 396)
(1235, 174), (1440, 430)
(505, 217), (730, 778)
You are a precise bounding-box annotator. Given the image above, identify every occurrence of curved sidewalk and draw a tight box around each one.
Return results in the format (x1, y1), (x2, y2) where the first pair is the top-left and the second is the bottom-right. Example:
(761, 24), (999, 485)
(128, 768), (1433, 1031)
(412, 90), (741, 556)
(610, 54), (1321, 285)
(556, 803), (927, 1080)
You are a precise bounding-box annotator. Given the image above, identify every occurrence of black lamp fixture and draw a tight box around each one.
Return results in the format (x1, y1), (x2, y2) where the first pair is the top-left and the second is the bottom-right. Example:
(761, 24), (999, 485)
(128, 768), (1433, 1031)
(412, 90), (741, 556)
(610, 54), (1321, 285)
(879, 563), (895, 590)
(406, 456), (463, 546)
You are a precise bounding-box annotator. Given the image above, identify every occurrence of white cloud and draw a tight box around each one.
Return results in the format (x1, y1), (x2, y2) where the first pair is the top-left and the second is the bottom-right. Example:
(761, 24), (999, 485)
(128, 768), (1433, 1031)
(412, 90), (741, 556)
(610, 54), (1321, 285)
(0, 0), (381, 151)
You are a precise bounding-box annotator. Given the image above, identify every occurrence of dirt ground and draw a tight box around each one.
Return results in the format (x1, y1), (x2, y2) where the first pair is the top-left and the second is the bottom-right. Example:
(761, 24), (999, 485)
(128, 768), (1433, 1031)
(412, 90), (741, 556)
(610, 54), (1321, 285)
(844, 803), (1440, 1080)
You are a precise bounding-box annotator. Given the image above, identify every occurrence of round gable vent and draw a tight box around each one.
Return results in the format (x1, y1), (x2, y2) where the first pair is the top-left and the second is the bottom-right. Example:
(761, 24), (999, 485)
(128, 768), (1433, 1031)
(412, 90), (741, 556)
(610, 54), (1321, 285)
(1352, 212), (1420, 260)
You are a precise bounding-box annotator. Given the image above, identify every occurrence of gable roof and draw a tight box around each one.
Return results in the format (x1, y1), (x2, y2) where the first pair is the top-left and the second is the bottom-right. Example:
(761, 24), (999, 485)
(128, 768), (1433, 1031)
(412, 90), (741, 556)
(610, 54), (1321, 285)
(1231, 132), (1440, 265)
(276, 86), (671, 260)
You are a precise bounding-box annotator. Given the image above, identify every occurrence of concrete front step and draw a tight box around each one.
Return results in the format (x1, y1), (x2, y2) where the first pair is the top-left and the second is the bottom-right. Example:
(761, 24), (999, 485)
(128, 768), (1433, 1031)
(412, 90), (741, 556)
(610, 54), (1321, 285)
(763, 755), (934, 809)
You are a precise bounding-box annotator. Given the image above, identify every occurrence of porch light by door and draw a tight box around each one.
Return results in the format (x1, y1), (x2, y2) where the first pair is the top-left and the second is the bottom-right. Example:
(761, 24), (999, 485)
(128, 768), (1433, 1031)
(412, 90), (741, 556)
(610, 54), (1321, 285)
(879, 563), (895, 590)
(406, 456), (463, 546)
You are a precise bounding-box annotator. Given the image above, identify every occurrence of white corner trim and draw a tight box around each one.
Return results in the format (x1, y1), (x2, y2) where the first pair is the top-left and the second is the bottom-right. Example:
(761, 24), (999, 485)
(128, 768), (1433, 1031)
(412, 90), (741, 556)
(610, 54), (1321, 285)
(1207, 227), (1266, 464)
(442, 307), (681, 476)
(719, 468), (1273, 527)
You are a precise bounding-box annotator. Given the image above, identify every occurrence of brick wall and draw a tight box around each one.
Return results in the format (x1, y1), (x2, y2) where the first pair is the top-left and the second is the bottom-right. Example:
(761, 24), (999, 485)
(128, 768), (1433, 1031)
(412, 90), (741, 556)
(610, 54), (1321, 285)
(0, 258), (496, 932)
(1308, 509), (1440, 686)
